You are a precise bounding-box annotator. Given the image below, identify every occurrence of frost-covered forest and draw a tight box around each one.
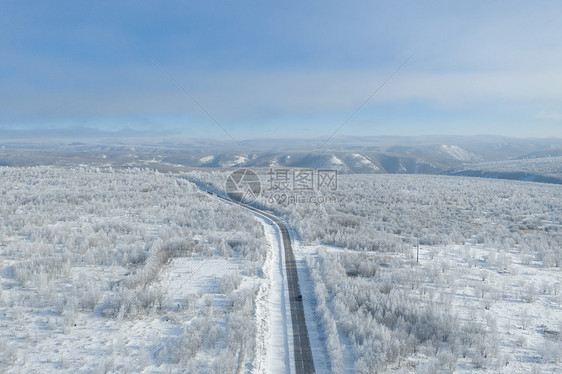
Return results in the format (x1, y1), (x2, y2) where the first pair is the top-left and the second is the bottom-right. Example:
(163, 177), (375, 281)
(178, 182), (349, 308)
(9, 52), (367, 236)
(1, 166), (561, 373)
(0, 166), (268, 373)
(298, 175), (562, 372)
(187, 170), (562, 373)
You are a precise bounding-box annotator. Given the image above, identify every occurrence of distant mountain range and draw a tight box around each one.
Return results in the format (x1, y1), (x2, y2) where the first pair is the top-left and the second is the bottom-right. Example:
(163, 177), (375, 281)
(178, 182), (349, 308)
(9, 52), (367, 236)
(1, 135), (562, 183)
(445, 156), (562, 184)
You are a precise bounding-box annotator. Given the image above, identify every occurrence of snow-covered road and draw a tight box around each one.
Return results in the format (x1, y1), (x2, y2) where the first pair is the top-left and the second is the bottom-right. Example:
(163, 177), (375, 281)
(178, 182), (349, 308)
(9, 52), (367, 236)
(254, 215), (294, 374)
(202, 191), (329, 373)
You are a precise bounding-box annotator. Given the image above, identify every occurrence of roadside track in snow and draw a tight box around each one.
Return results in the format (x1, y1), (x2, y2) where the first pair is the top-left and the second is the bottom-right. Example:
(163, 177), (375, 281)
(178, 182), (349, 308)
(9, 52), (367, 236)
(206, 191), (316, 374)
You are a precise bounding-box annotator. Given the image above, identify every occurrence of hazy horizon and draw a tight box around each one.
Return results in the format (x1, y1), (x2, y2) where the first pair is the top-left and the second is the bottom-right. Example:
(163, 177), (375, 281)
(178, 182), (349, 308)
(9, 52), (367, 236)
(1, 131), (562, 145)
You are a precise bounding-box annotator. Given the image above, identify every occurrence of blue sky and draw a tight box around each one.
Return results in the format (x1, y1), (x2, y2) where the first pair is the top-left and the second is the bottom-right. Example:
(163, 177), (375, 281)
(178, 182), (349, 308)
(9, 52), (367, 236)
(1, 1), (562, 141)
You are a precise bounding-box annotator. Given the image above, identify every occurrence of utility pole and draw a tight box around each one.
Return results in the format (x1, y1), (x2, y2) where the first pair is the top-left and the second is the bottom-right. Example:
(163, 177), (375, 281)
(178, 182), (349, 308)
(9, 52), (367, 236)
(416, 244), (419, 263)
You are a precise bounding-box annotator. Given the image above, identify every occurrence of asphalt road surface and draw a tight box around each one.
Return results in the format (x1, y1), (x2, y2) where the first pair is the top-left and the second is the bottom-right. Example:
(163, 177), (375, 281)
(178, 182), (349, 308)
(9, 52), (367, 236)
(209, 192), (316, 374)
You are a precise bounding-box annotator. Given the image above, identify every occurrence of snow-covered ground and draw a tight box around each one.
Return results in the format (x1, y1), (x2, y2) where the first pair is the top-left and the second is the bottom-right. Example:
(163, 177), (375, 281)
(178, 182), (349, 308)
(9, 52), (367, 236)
(259, 216), (292, 374)
(184, 170), (562, 372)
(209, 193), (332, 374)
(292, 240), (341, 374)
(350, 153), (380, 171)
(199, 155), (215, 164)
(0, 167), (270, 373)
(206, 194), (296, 374)
(439, 144), (481, 162)
(301, 242), (561, 373)
(3, 166), (561, 373)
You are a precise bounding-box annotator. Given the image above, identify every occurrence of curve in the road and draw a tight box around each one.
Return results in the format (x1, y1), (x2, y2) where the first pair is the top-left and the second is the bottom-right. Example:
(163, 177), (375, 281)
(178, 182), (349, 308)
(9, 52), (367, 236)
(209, 192), (316, 374)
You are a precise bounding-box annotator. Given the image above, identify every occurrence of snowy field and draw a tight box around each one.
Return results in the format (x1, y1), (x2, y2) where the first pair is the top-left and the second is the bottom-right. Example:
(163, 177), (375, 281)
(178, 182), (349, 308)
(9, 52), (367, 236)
(1, 166), (561, 373)
(290, 175), (561, 373)
(186, 170), (562, 373)
(0, 166), (275, 373)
